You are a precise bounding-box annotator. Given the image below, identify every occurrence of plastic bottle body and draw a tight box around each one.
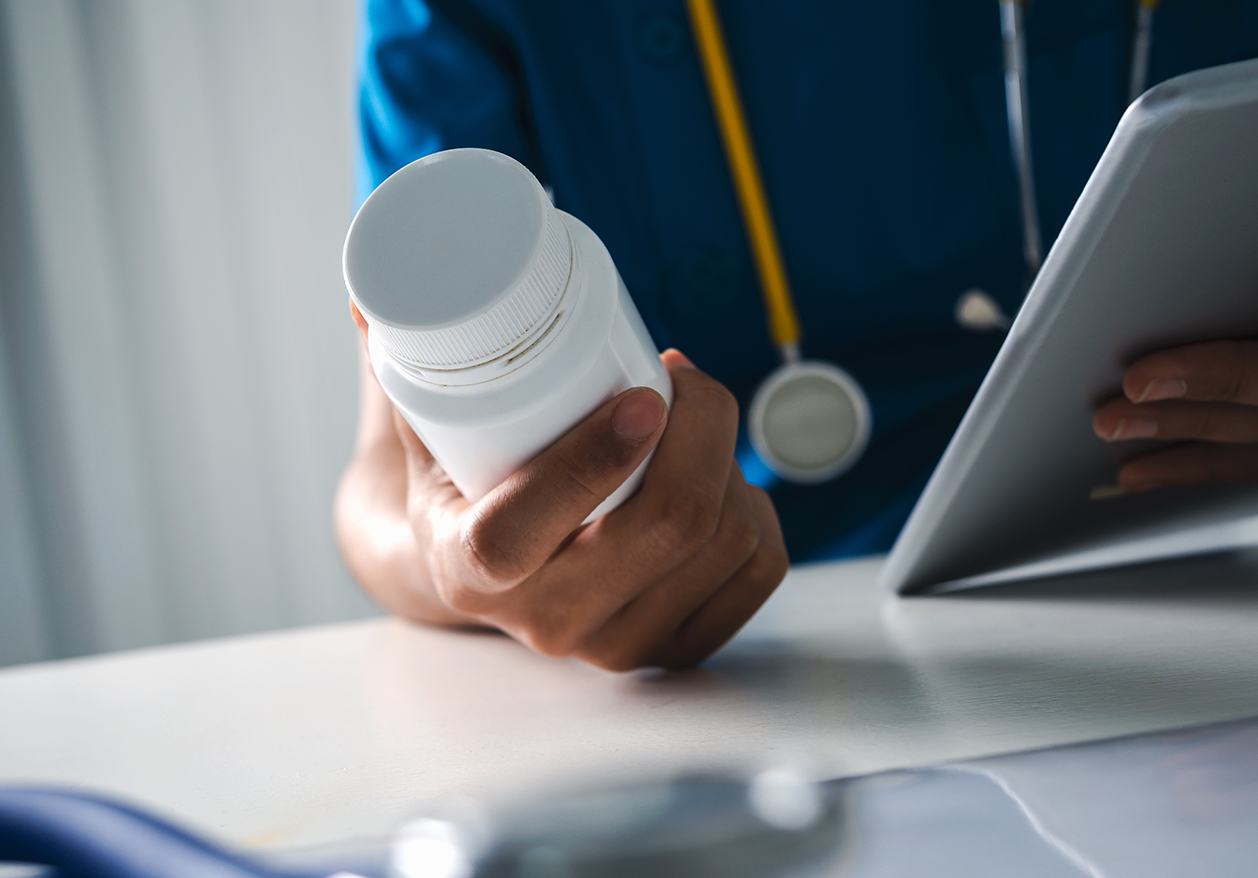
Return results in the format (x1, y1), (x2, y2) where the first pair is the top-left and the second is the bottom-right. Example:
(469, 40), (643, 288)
(345, 147), (673, 519)
(368, 212), (671, 517)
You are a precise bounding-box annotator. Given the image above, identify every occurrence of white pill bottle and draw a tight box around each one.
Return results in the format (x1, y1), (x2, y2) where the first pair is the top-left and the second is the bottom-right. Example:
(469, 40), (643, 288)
(344, 148), (673, 519)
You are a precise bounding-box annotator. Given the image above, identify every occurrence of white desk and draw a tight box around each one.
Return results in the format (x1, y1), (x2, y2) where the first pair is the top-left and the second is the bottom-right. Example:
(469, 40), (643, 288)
(3, 552), (1258, 854)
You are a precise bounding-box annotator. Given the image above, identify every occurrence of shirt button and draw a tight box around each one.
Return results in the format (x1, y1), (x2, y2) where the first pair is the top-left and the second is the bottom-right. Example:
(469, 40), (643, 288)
(637, 12), (688, 64)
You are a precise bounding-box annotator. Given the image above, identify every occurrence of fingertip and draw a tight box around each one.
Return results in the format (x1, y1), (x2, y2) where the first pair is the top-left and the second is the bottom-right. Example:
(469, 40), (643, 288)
(1093, 400), (1160, 442)
(1132, 376), (1187, 403)
(1088, 484), (1129, 501)
(1122, 347), (1191, 400)
(612, 387), (667, 442)
(1116, 472), (1158, 494)
(662, 348), (696, 370)
(1092, 408), (1118, 441)
(349, 299), (371, 348)
(1114, 452), (1177, 494)
(349, 298), (367, 329)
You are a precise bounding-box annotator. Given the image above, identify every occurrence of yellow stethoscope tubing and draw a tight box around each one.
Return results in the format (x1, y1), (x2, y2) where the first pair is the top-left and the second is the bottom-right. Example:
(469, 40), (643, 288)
(683, 0), (802, 363)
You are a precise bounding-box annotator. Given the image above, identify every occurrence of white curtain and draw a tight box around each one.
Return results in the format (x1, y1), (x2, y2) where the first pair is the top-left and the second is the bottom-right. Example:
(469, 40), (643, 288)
(0, 0), (379, 665)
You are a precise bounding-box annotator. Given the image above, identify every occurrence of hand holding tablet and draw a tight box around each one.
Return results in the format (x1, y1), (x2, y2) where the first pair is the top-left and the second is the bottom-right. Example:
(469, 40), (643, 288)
(1095, 340), (1258, 493)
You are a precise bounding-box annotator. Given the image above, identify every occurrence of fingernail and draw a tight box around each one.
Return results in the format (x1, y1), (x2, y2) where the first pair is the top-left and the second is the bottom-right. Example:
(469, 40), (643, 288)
(612, 390), (666, 441)
(1108, 416), (1158, 441)
(1136, 377), (1186, 402)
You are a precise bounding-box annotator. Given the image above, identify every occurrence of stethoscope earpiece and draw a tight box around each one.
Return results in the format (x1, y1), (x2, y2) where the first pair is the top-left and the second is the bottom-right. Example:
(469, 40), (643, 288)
(955, 289), (1012, 333)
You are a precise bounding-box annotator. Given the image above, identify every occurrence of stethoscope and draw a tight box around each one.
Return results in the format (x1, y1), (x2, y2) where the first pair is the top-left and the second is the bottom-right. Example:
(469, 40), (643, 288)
(0, 773), (844, 878)
(684, 0), (1160, 484)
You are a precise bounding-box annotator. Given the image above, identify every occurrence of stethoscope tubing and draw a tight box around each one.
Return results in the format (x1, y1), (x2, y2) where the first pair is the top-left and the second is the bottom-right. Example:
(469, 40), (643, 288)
(1000, 0), (1043, 279)
(1002, 0), (1158, 285)
(0, 786), (320, 878)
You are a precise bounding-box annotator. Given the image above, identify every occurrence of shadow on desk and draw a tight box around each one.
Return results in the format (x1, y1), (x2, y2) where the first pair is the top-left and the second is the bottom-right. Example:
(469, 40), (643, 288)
(937, 546), (1258, 605)
(347, 549), (1258, 798)
(871, 547), (1258, 756)
(611, 549), (1258, 774)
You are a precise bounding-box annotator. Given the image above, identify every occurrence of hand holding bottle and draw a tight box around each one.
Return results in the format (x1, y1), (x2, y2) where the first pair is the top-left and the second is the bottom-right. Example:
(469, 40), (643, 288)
(337, 338), (788, 671)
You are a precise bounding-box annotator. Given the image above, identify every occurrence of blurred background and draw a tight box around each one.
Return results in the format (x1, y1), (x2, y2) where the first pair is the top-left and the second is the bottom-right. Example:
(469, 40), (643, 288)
(0, 0), (379, 667)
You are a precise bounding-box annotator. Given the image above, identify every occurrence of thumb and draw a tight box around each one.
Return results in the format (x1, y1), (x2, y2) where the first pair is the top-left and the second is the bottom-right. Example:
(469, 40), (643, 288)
(460, 387), (668, 588)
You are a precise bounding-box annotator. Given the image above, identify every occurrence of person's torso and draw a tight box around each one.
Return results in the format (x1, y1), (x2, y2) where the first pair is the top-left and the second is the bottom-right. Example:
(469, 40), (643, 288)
(364, 0), (1258, 557)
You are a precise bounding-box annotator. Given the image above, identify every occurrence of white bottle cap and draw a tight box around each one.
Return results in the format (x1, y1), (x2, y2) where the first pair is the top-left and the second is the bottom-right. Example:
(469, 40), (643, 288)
(344, 149), (572, 370)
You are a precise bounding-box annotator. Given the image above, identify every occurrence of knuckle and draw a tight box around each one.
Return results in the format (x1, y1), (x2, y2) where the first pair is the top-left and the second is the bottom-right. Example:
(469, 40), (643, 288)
(585, 645), (651, 674)
(1192, 406), (1242, 442)
(440, 581), (490, 618)
(645, 631), (717, 671)
(514, 608), (582, 659)
(553, 450), (613, 506)
(584, 622), (674, 672)
(1179, 408), (1210, 440)
(717, 507), (762, 565)
(691, 380), (740, 425)
(459, 515), (530, 587)
(762, 537), (791, 585)
(743, 531), (789, 589)
(544, 426), (646, 511)
(747, 489), (789, 582)
(648, 492), (723, 558)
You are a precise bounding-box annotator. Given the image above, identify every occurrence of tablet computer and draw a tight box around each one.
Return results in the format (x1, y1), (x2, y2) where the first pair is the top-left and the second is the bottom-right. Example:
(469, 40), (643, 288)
(881, 58), (1258, 596)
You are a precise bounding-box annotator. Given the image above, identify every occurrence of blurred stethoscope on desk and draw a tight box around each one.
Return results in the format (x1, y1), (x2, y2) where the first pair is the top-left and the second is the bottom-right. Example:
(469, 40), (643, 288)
(0, 786), (340, 878)
(683, 0), (1160, 484)
(0, 773), (844, 878)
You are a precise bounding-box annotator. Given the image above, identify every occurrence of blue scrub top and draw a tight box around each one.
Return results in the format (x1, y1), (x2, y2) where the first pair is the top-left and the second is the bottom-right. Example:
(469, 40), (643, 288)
(356, 0), (1258, 561)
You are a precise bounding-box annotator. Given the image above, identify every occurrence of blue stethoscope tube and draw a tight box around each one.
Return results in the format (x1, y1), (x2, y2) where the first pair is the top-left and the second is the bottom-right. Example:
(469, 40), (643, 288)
(0, 786), (328, 878)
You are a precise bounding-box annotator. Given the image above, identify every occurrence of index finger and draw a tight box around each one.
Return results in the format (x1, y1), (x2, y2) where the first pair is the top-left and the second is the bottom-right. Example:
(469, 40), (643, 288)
(1124, 341), (1258, 406)
(621, 350), (742, 549)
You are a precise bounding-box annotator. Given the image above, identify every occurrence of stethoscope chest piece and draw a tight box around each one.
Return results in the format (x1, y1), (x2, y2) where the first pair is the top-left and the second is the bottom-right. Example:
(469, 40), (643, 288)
(748, 360), (872, 484)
